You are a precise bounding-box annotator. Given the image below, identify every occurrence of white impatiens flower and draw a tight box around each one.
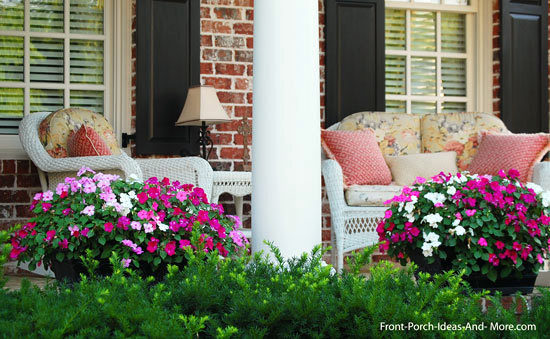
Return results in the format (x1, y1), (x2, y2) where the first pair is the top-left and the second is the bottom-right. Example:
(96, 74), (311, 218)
(424, 232), (440, 245)
(452, 219), (460, 227)
(446, 186), (457, 196)
(421, 232), (441, 257)
(158, 222), (169, 232)
(468, 228), (475, 236)
(526, 182), (544, 195)
(407, 213), (416, 223)
(410, 195), (418, 203)
(422, 244), (434, 257)
(541, 191), (550, 207)
(424, 192), (446, 206)
(454, 225), (466, 236)
(422, 213), (443, 228)
(398, 202), (404, 213)
(404, 202), (415, 213)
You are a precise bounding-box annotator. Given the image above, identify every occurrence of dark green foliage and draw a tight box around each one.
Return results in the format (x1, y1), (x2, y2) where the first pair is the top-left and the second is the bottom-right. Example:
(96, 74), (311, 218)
(0, 245), (548, 338)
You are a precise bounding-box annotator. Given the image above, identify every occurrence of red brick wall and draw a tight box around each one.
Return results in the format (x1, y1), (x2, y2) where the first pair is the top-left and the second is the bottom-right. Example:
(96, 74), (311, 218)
(0, 161), (41, 231)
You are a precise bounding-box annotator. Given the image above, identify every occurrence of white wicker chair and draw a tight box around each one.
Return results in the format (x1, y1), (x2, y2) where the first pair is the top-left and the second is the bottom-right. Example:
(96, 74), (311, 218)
(19, 112), (214, 201)
(322, 122), (386, 272)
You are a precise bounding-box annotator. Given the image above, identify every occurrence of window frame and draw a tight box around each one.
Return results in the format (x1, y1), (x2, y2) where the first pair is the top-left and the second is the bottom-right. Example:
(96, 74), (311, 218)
(0, 0), (132, 159)
(384, 0), (492, 114)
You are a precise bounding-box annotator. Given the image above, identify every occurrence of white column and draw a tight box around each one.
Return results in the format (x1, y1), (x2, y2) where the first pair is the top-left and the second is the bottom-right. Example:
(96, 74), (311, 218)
(251, 0), (321, 258)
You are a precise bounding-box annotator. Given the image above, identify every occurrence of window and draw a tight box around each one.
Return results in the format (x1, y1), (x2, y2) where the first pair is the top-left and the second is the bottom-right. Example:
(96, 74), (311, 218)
(0, 0), (109, 135)
(385, 0), (477, 114)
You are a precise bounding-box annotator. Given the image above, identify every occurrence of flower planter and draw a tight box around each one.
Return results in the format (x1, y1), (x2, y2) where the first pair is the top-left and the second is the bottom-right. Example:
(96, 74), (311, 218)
(51, 258), (112, 283)
(409, 250), (537, 295)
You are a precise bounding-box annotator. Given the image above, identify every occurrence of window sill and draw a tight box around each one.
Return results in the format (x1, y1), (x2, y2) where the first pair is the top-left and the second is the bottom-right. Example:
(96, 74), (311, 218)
(0, 135), (29, 160)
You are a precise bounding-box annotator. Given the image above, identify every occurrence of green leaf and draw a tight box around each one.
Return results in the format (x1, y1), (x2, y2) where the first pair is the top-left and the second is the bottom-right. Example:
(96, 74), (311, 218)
(115, 235), (123, 242)
(56, 252), (65, 262)
(98, 237), (106, 245)
(472, 264), (480, 272)
(153, 257), (161, 266)
(481, 264), (489, 274)
(439, 250), (447, 259)
(133, 260), (140, 268)
(474, 251), (481, 259)
(501, 266), (512, 278)
(447, 238), (456, 247)
(160, 251), (167, 260)
(487, 269), (497, 282)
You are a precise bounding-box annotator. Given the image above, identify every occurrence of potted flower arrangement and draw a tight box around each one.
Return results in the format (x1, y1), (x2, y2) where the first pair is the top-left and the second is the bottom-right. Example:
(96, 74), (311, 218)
(9, 167), (248, 281)
(377, 169), (550, 294)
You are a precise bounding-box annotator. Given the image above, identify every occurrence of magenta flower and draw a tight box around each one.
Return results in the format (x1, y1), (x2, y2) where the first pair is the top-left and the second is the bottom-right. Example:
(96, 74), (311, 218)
(137, 191), (148, 204)
(44, 230), (56, 242)
(104, 222), (114, 233)
(62, 208), (72, 216)
(537, 254), (544, 264)
(384, 210), (392, 219)
(59, 238), (68, 249)
(477, 237), (488, 247)
(81, 228), (90, 237)
(488, 253), (499, 266)
(179, 239), (191, 249)
(41, 203), (52, 212)
(165, 241), (176, 256)
(513, 241), (522, 251)
(495, 241), (505, 250)
(68, 225), (80, 237)
(147, 237), (159, 253)
(465, 209), (476, 217)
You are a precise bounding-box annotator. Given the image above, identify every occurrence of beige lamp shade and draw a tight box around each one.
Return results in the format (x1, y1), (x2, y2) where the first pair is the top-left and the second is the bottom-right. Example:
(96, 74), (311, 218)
(175, 86), (231, 126)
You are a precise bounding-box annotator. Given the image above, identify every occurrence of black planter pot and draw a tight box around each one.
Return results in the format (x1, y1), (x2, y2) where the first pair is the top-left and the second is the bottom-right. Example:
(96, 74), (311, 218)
(408, 250), (537, 296)
(51, 258), (112, 283)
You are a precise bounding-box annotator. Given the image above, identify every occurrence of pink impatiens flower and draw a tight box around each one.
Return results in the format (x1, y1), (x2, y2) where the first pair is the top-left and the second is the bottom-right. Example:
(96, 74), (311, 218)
(465, 209), (476, 217)
(488, 253), (499, 266)
(165, 241), (176, 256)
(495, 241), (505, 250)
(68, 225), (80, 237)
(147, 237), (159, 253)
(477, 237), (488, 247)
(42, 190), (54, 201)
(384, 210), (392, 219)
(137, 191), (148, 204)
(81, 227), (90, 237)
(121, 258), (131, 268)
(179, 239), (191, 249)
(44, 230), (56, 242)
(59, 238), (68, 249)
(81, 205), (95, 216)
(537, 254), (544, 264)
(104, 222), (114, 233)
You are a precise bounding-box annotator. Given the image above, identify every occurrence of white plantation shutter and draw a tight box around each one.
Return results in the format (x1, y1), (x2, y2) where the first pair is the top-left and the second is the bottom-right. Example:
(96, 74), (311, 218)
(385, 1), (471, 113)
(0, 0), (106, 135)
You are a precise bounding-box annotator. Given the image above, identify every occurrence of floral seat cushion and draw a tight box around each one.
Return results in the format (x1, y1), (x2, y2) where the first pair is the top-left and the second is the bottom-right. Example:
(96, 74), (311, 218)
(337, 112), (421, 156)
(38, 107), (121, 158)
(421, 112), (509, 171)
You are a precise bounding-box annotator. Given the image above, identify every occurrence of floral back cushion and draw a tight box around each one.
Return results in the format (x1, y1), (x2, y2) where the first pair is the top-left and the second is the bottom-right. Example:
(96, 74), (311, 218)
(421, 112), (509, 171)
(38, 107), (121, 158)
(337, 112), (421, 156)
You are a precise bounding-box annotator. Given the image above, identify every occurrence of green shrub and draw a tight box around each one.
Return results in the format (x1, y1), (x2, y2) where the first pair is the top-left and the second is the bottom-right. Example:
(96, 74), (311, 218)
(0, 245), (547, 338)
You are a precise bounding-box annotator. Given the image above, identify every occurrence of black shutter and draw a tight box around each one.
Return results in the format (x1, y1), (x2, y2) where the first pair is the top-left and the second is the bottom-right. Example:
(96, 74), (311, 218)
(136, 0), (200, 155)
(500, 0), (548, 133)
(325, 0), (385, 127)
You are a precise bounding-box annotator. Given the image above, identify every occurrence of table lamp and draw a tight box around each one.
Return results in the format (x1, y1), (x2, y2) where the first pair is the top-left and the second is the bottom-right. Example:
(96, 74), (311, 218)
(175, 86), (231, 160)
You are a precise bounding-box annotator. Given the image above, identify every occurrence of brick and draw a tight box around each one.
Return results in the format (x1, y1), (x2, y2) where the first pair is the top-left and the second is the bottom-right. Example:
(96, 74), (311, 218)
(211, 132), (233, 145)
(200, 6), (211, 18)
(201, 0), (232, 5)
(247, 64), (253, 76)
(2, 160), (15, 174)
(203, 76), (232, 89)
(0, 175), (15, 187)
(215, 63), (245, 75)
(211, 21), (233, 34)
(235, 105), (252, 117)
(201, 62), (214, 74)
(16, 160), (30, 174)
(235, 50), (253, 62)
(245, 9), (253, 20)
(202, 48), (232, 61)
(0, 190), (30, 203)
(15, 205), (34, 218)
(201, 35), (213, 47)
(220, 147), (244, 160)
(0, 205), (13, 219)
(215, 119), (243, 132)
(16, 174), (41, 188)
(214, 7), (241, 20)
(210, 161), (232, 171)
(246, 37), (253, 49)
(233, 133), (252, 145)
(322, 229), (331, 241)
(234, 78), (250, 90)
(233, 23), (253, 35)
(215, 36), (245, 48)
(234, 0), (253, 7)
(217, 91), (245, 104)
(246, 92), (253, 104)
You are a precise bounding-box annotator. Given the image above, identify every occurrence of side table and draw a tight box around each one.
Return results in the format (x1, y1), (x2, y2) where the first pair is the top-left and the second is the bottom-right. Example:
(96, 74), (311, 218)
(211, 171), (252, 238)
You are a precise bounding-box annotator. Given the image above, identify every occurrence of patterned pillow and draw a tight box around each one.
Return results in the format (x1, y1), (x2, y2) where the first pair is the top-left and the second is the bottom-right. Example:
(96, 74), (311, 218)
(421, 112), (509, 171)
(67, 125), (112, 157)
(337, 112), (421, 156)
(38, 107), (121, 158)
(467, 133), (550, 182)
(321, 129), (392, 186)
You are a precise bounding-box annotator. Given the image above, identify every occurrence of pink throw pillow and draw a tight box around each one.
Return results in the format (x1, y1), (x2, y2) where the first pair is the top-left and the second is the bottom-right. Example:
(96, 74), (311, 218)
(321, 129), (392, 186)
(467, 132), (550, 182)
(67, 125), (112, 157)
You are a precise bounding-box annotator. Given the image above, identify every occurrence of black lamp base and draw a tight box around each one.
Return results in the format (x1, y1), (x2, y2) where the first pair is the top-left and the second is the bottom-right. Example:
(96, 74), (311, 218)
(199, 121), (214, 160)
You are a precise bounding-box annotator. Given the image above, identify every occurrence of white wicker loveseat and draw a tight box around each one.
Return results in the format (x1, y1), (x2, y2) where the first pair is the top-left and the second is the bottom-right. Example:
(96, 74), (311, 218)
(322, 112), (550, 271)
(19, 111), (215, 201)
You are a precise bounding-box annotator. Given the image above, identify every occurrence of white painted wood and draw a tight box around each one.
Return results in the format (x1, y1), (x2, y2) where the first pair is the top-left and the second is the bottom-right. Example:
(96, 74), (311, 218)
(252, 0), (321, 258)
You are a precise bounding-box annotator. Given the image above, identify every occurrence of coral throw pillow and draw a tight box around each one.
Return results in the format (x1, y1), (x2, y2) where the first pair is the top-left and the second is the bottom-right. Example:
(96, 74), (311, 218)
(467, 133), (550, 182)
(321, 129), (392, 186)
(67, 125), (112, 157)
